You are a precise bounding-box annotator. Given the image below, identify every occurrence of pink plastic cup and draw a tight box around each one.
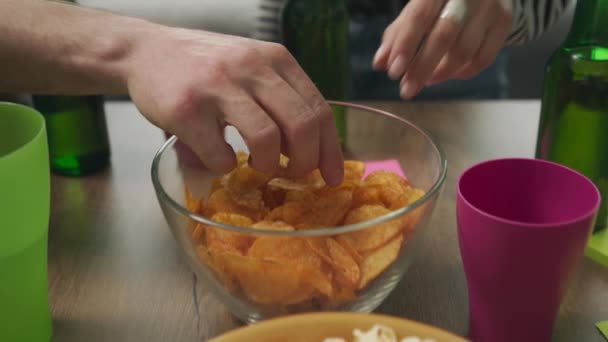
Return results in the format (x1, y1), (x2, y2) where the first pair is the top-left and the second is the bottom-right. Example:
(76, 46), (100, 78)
(456, 158), (600, 342)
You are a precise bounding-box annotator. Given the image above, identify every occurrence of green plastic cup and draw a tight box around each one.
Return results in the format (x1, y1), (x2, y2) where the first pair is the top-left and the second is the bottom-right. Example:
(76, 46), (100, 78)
(0, 102), (52, 341)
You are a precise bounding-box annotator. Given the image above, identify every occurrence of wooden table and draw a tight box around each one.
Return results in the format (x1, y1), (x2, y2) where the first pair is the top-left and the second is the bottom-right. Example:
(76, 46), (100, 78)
(49, 101), (608, 342)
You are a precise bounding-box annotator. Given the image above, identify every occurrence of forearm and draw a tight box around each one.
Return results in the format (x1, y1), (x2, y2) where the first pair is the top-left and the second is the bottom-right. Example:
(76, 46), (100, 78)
(0, 0), (155, 94)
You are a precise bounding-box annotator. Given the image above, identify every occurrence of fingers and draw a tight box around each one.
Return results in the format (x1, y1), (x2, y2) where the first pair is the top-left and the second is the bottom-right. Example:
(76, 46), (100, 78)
(372, 22), (398, 71)
(373, 0), (512, 94)
(251, 70), (320, 179)
(453, 15), (511, 79)
(317, 103), (345, 186)
(172, 107), (237, 174)
(377, 0), (447, 80)
(149, 35), (344, 183)
(398, 5), (464, 99)
(428, 1), (510, 84)
(260, 43), (344, 186)
(427, 8), (488, 85)
(220, 92), (282, 175)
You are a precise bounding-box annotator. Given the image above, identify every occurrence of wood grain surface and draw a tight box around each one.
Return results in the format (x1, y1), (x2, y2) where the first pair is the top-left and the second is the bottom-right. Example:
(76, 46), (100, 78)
(48, 101), (608, 342)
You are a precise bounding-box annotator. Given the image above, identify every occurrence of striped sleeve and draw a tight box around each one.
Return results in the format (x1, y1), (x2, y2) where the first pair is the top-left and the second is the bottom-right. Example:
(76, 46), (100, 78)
(506, 0), (575, 45)
(253, 0), (286, 42)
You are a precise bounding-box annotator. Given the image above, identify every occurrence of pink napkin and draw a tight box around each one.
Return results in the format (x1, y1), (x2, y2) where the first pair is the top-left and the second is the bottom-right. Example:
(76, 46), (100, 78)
(363, 159), (406, 179)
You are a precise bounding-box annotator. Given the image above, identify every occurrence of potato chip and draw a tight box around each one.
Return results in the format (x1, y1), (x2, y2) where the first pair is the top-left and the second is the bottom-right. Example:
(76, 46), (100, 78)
(186, 154), (425, 309)
(387, 186), (426, 211)
(185, 187), (204, 234)
(305, 238), (360, 289)
(305, 238), (333, 264)
(302, 169), (326, 190)
(267, 177), (307, 192)
(408, 187), (425, 203)
(384, 187), (427, 242)
(231, 188), (265, 211)
(221, 155), (273, 208)
(280, 203), (309, 225)
(327, 181), (361, 193)
(351, 184), (384, 209)
(279, 154), (290, 168)
(211, 212), (254, 227)
(262, 186), (285, 210)
(304, 265), (333, 299)
(221, 164), (269, 211)
(334, 235), (363, 264)
(358, 234), (404, 290)
(321, 286), (357, 309)
(205, 188), (265, 221)
(267, 169), (326, 192)
(364, 170), (410, 188)
(326, 238), (360, 288)
(249, 236), (321, 268)
(268, 155), (291, 180)
(265, 189), (318, 225)
(216, 252), (316, 305)
(191, 223), (205, 242)
(364, 170), (411, 209)
(342, 205), (405, 253)
(196, 244), (237, 291)
(284, 189), (317, 204)
(248, 236), (333, 297)
(185, 186), (203, 214)
(250, 220), (295, 232)
(300, 188), (353, 229)
(265, 201), (310, 226)
(343, 160), (365, 182)
(235, 151), (249, 167)
(206, 212), (254, 255)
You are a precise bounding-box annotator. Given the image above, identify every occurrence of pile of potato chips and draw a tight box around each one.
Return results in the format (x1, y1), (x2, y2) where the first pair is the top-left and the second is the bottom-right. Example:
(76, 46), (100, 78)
(185, 152), (425, 311)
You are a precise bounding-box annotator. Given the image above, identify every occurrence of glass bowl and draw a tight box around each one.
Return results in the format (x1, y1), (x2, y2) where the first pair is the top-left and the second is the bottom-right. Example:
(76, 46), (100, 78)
(151, 101), (447, 323)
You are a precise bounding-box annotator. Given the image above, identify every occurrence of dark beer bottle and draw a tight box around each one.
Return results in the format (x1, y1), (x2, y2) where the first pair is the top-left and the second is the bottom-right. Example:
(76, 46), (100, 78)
(281, 0), (350, 144)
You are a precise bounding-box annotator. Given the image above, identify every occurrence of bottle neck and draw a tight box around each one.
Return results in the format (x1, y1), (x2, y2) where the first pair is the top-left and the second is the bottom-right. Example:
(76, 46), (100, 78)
(565, 0), (608, 47)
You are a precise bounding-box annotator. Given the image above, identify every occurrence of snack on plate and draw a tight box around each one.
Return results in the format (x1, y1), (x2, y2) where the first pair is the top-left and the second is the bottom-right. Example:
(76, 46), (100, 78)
(186, 152), (426, 310)
(323, 324), (438, 342)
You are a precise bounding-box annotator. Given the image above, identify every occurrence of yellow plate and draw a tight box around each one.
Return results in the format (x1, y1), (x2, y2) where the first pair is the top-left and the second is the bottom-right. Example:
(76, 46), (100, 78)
(210, 312), (470, 342)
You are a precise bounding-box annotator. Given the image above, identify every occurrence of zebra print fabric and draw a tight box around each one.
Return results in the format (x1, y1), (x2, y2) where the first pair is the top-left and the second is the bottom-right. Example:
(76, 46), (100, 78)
(507, 0), (574, 44)
(256, 0), (576, 45)
(254, 0), (284, 42)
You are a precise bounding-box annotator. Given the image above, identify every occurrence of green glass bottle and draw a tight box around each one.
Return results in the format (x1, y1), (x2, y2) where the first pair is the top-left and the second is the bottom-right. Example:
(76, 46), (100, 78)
(281, 0), (350, 144)
(536, 0), (608, 232)
(32, 95), (110, 176)
(29, 0), (111, 177)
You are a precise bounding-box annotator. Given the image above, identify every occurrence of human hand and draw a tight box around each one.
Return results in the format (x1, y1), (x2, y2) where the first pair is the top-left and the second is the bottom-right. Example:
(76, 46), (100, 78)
(372, 0), (512, 99)
(127, 26), (344, 185)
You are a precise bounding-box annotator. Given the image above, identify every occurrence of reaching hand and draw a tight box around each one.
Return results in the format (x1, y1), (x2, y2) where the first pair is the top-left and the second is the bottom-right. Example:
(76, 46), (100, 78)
(373, 0), (513, 99)
(127, 27), (344, 185)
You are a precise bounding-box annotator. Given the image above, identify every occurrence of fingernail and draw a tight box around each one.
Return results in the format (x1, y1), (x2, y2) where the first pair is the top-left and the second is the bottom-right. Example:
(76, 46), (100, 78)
(373, 44), (387, 68)
(388, 56), (407, 80)
(400, 81), (419, 100)
(326, 168), (344, 187)
(334, 167), (344, 185)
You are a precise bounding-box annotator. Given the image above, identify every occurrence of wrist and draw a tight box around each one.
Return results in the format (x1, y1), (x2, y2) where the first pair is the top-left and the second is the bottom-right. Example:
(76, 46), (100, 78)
(118, 18), (174, 95)
(73, 15), (159, 94)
